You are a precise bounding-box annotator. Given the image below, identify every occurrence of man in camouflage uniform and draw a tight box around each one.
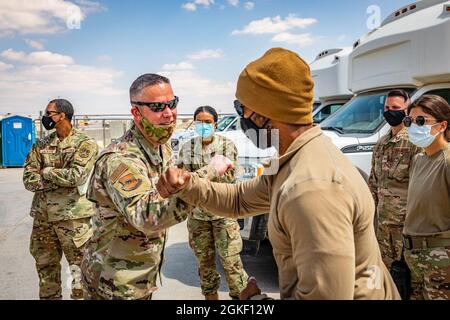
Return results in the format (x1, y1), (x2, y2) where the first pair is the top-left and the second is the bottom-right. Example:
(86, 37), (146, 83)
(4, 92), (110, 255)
(368, 90), (421, 272)
(23, 99), (98, 300)
(178, 114), (249, 300)
(81, 74), (222, 300)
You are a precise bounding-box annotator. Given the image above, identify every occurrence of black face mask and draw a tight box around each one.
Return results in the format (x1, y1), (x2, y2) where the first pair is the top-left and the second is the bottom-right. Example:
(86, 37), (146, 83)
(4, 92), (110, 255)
(383, 110), (406, 127)
(41, 115), (57, 130)
(240, 116), (272, 149)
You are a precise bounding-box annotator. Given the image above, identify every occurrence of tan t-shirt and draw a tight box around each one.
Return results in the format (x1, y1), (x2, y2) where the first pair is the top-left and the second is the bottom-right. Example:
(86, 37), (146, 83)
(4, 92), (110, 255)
(404, 143), (450, 236)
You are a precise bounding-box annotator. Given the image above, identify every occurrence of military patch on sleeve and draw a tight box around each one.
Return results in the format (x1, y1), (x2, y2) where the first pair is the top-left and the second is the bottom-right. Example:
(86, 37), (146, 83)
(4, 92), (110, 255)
(78, 146), (91, 158)
(74, 141), (96, 166)
(111, 165), (151, 198)
(118, 173), (142, 192)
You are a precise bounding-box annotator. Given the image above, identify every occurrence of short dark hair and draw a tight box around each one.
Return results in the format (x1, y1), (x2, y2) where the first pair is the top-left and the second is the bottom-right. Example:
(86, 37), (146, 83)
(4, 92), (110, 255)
(408, 94), (450, 141)
(49, 99), (74, 121)
(130, 73), (170, 100)
(194, 106), (218, 123)
(387, 89), (410, 102)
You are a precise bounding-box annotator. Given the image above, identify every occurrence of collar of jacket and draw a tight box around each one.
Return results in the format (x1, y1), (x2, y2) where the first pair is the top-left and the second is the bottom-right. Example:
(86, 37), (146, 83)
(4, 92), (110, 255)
(131, 125), (164, 166)
(192, 135), (221, 155)
(271, 125), (323, 170)
(48, 128), (76, 147)
(382, 127), (409, 145)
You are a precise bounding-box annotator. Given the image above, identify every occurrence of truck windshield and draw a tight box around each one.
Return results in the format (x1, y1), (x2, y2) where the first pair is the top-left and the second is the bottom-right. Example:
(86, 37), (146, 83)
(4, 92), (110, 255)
(320, 91), (389, 134)
(217, 116), (236, 132)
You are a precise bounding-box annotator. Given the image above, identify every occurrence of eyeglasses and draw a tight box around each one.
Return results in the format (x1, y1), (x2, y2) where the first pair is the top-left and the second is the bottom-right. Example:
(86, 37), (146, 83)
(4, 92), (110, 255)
(131, 96), (179, 112)
(44, 111), (61, 117)
(234, 99), (270, 129)
(403, 116), (443, 127)
(234, 100), (244, 117)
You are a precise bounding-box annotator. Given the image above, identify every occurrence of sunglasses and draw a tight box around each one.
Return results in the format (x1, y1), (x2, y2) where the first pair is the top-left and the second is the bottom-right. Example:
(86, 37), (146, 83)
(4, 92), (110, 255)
(403, 116), (443, 127)
(131, 96), (179, 112)
(44, 111), (61, 117)
(234, 100), (244, 117)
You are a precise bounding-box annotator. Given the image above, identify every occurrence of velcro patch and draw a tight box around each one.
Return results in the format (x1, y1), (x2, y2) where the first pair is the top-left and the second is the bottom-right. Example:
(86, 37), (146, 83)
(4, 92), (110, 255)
(78, 146), (92, 158)
(40, 148), (56, 154)
(110, 163), (129, 184)
(62, 147), (77, 154)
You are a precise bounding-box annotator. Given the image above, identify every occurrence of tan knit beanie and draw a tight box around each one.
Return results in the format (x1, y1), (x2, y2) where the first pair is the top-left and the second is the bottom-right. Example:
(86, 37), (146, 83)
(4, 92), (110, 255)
(236, 47), (314, 125)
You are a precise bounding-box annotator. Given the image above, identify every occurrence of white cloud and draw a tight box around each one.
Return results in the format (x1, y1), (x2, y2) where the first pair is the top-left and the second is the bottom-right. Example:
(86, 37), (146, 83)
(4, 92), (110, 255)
(97, 54), (112, 62)
(0, 48), (125, 116)
(73, 0), (106, 15)
(182, 0), (215, 11)
(182, 3), (197, 11)
(0, 61), (14, 71)
(232, 14), (317, 35)
(0, 0), (104, 37)
(187, 49), (224, 60)
(228, 0), (240, 7)
(158, 69), (235, 113)
(25, 39), (46, 50)
(162, 61), (195, 71)
(1, 49), (74, 65)
(244, 2), (255, 10)
(271, 32), (316, 48)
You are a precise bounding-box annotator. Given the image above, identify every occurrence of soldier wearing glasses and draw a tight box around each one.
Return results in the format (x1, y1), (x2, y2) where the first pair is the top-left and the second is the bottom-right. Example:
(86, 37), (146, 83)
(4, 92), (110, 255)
(402, 94), (450, 300)
(80, 74), (223, 300)
(23, 99), (99, 300)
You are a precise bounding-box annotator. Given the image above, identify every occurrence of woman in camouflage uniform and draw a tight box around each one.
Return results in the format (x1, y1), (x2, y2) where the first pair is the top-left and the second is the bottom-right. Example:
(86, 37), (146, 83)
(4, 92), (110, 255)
(403, 95), (450, 300)
(178, 106), (248, 300)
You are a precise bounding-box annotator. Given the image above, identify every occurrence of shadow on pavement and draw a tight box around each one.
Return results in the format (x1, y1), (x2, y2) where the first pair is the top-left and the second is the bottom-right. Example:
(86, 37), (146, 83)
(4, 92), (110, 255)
(161, 239), (279, 295)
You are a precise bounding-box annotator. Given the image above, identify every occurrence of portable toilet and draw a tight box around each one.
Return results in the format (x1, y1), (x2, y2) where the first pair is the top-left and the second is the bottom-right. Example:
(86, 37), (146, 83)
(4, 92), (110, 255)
(0, 115), (35, 167)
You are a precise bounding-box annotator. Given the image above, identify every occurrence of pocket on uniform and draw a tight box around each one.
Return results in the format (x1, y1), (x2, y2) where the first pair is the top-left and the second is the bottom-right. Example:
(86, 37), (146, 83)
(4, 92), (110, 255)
(388, 148), (411, 181)
(223, 221), (243, 257)
(72, 219), (93, 248)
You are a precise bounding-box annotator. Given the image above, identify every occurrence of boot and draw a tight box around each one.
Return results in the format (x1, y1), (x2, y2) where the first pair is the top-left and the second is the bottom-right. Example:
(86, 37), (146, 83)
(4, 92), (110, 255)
(205, 293), (219, 300)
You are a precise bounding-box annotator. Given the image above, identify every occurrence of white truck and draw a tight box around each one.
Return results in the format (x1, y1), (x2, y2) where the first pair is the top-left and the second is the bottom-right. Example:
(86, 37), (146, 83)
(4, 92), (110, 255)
(310, 47), (354, 123)
(320, 0), (450, 181)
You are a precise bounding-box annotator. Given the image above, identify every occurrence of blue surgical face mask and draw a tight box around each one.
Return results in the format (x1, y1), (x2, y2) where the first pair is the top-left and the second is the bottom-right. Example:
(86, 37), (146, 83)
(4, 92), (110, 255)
(195, 123), (215, 139)
(407, 123), (439, 148)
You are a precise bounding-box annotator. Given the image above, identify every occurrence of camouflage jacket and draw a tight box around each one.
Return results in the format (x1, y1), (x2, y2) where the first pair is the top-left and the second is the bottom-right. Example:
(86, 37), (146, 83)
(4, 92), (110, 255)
(368, 128), (421, 227)
(178, 135), (237, 221)
(82, 125), (216, 300)
(23, 128), (98, 222)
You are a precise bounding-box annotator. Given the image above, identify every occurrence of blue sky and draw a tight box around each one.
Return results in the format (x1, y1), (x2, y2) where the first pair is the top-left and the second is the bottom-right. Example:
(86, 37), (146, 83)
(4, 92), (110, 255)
(0, 0), (413, 117)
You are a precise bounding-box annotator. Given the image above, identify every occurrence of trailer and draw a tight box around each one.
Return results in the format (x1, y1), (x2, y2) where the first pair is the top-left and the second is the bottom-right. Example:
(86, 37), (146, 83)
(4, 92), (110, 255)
(320, 0), (450, 180)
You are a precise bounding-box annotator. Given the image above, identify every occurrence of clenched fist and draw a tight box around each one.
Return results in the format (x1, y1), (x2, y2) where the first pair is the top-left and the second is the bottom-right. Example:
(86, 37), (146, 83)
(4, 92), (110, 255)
(210, 154), (234, 176)
(156, 167), (191, 198)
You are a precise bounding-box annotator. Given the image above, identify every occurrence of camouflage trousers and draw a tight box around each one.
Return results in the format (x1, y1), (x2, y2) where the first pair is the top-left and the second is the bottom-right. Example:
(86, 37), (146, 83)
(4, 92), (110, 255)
(404, 247), (450, 300)
(377, 224), (404, 270)
(187, 217), (249, 299)
(29, 217), (92, 300)
(82, 285), (153, 300)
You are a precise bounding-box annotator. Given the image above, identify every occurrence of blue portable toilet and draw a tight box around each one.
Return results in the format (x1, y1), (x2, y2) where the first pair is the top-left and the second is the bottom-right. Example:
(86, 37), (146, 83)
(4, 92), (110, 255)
(0, 115), (35, 167)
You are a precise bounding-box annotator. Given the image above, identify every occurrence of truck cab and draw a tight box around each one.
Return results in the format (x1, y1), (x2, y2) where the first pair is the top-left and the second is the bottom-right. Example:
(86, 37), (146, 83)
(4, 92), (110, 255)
(310, 47), (354, 124)
(321, 0), (450, 180)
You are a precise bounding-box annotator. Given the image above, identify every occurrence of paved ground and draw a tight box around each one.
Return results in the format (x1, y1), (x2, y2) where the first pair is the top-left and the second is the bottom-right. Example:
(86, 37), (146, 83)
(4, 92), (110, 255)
(0, 168), (280, 300)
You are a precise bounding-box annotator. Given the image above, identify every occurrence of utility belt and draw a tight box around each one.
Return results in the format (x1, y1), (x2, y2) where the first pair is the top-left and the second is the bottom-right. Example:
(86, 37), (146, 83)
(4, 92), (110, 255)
(403, 234), (450, 250)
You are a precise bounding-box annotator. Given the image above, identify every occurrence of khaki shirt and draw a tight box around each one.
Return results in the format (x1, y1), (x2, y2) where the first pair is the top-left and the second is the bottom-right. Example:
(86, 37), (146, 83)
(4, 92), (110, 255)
(368, 128), (421, 227)
(179, 126), (400, 300)
(178, 135), (237, 221)
(404, 143), (450, 236)
(23, 128), (98, 222)
(82, 125), (214, 299)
